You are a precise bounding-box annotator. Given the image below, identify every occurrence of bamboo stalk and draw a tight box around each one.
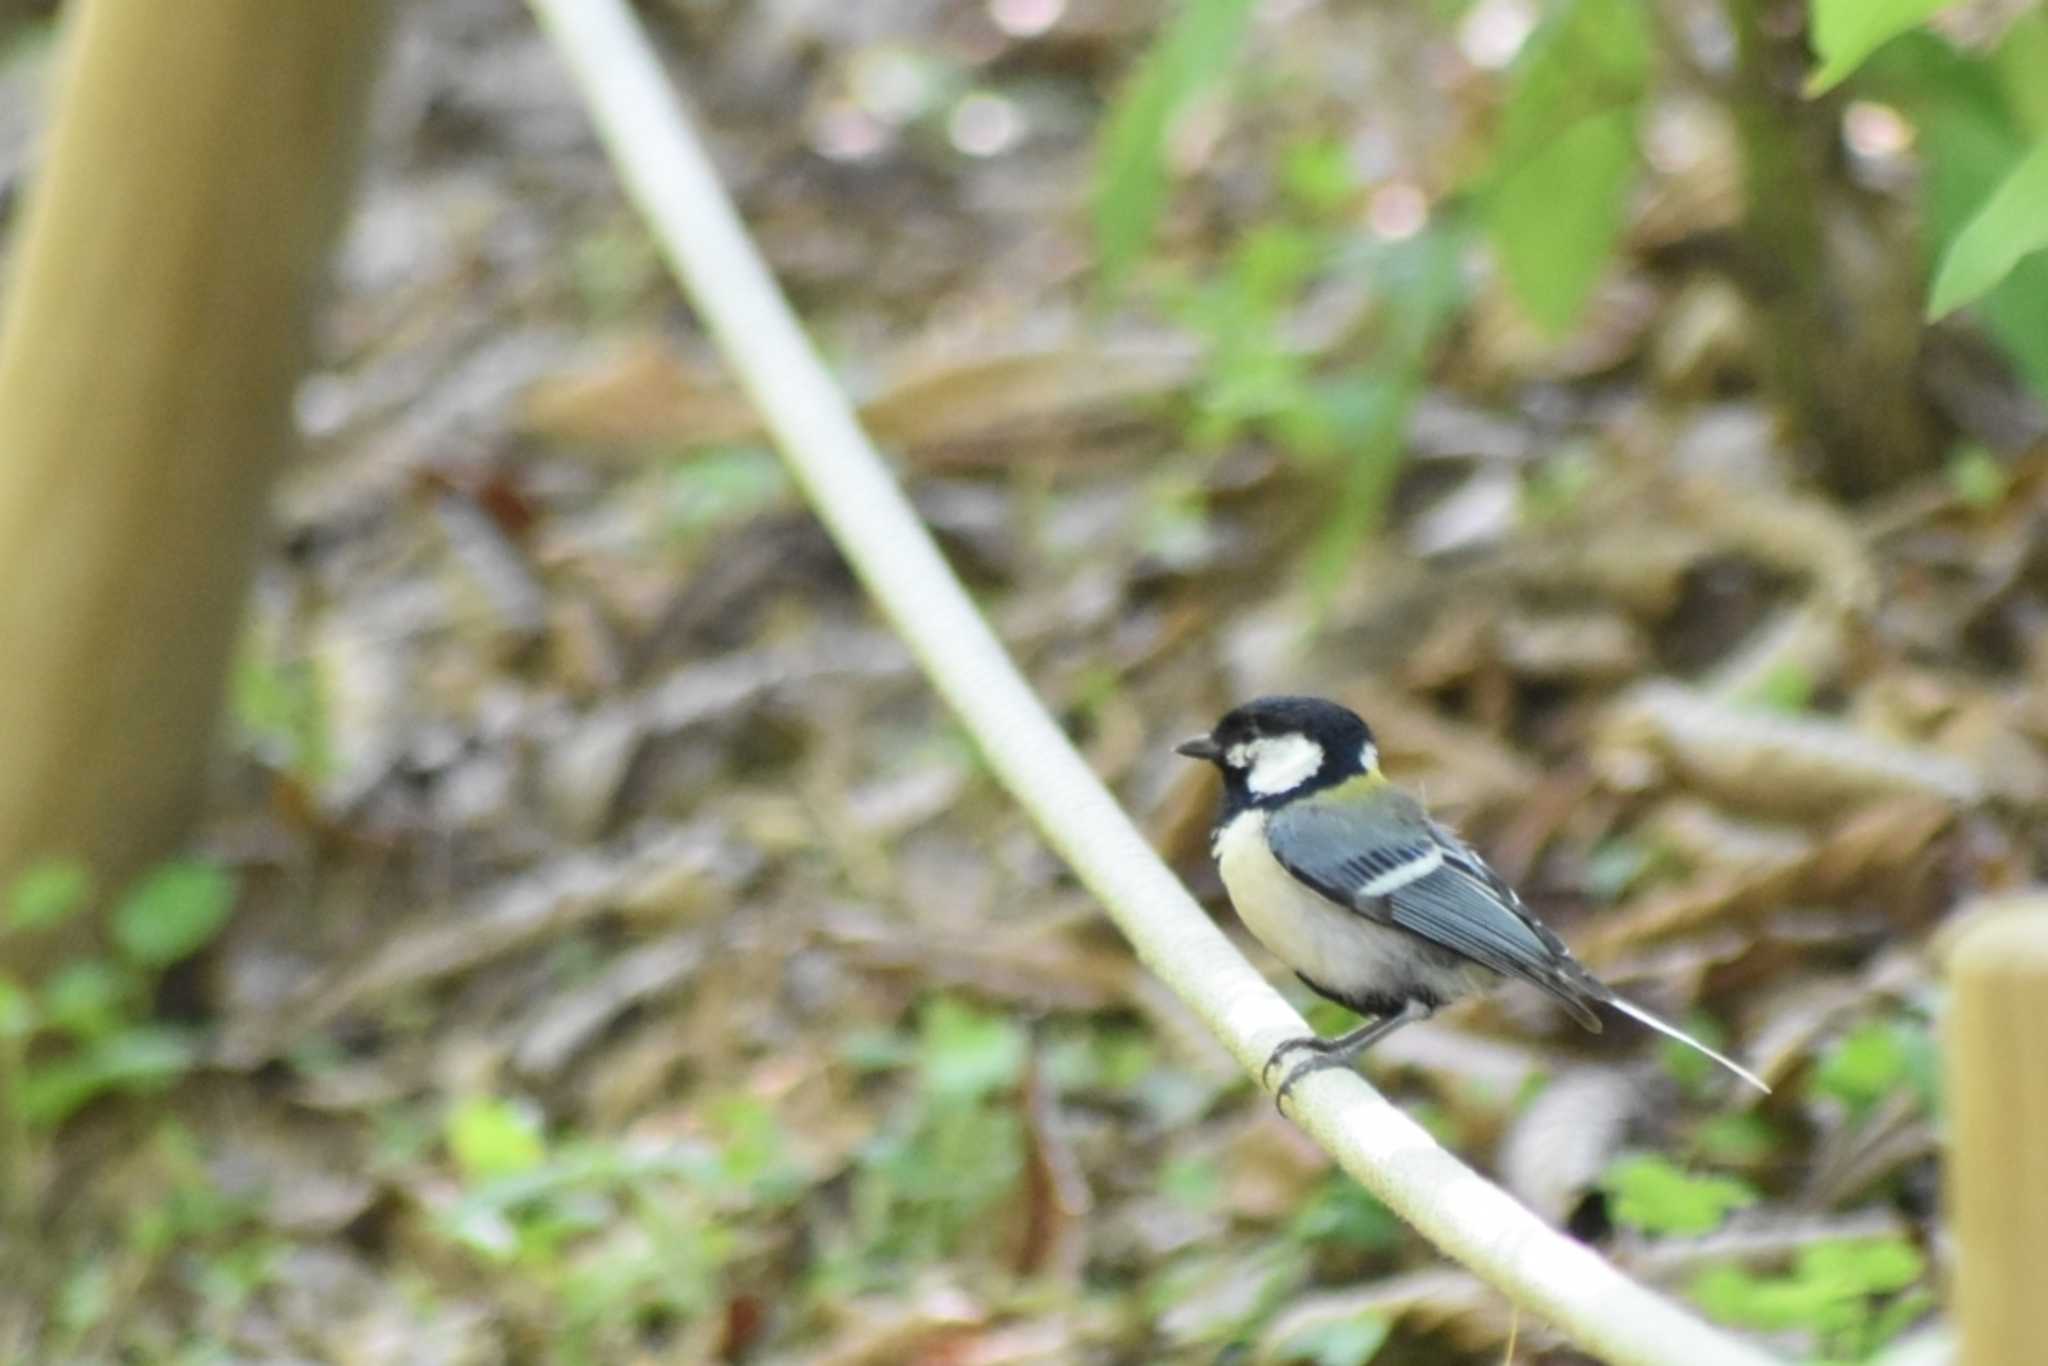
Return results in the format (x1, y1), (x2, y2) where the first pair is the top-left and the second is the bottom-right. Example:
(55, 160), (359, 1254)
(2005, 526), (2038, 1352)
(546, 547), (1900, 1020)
(1945, 902), (2048, 1366)
(0, 0), (389, 924)
(524, 3), (1779, 1362)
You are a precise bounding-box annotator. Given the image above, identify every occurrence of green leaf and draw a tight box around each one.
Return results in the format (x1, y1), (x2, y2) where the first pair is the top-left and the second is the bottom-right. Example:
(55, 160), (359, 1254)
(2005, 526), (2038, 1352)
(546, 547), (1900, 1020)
(39, 960), (137, 1042)
(7, 860), (92, 933)
(1807, 0), (1952, 95)
(1690, 1238), (1927, 1352)
(1813, 1016), (1941, 1117)
(1303, 377), (1412, 599)
(1910, 54), (2048, 397)
(1748, 661), (1817, 714)
(1493, 0), (1650, 168)
(1290, 1177), (1402, 1254)
(1812, 1019), (1913, 1113)
(665, 447), (789, 538)
(1481, 0), (1649, 336)
(1991, 13), (2048, 136)
(232, 645), (333, 785)
(1694, 1111), (1783, 1167)
(12, 1026), (198, 1126)
(1092, 0), (1258, 291)
(916, 996), (1026, 1101)
(1947, 444), (2009, 506)
(110, 861), (236, 970)
(446, 1096), (547, 1181)
(708, 1094), (803, 1200)
(1928, 137), (2048, 316)
(1280, 1314), (1393, 1366)
(0, 975), (37, 1039)
(1280, 136), (1355, 216)
(1603, 1153), (1757, 1236)
(1488, 108), (1639, 334)
(1159, 1154), (1222, 1211)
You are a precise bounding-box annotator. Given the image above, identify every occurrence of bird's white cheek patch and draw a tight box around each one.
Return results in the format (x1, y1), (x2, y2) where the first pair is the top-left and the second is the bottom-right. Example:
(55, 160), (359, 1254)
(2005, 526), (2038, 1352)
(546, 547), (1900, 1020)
(1245, 734), (1325, 796)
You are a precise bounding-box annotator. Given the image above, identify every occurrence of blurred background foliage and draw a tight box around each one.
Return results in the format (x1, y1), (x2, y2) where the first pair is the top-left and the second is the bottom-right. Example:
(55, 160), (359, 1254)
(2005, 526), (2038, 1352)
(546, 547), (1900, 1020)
(3, 0), (2046, 1361)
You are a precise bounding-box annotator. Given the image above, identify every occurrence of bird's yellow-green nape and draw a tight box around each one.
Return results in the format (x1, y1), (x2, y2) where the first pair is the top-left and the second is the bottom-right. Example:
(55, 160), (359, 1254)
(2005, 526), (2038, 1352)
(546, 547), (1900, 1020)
(1323, 769), (1390, 803)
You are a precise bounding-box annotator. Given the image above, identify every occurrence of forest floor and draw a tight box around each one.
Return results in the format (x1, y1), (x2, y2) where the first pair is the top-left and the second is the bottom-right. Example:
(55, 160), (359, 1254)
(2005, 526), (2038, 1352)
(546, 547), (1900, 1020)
(5, 0), (2046, 1361)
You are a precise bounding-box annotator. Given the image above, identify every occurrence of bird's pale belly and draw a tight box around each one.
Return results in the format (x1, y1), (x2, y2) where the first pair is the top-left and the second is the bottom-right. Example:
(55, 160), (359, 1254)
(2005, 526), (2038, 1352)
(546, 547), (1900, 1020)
(1213, 809), (1487, 1014)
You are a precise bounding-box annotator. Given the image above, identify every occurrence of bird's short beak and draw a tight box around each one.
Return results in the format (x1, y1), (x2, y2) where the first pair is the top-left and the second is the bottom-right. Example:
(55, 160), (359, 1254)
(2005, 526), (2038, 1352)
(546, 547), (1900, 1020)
(1176, 734), (1222, 762)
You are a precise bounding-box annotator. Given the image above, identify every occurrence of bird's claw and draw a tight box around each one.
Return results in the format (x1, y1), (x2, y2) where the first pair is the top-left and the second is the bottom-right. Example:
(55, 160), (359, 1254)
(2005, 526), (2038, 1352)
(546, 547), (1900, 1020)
(1273, 1054), (1349, 1110)
(1261, 1035), (1328, 1087)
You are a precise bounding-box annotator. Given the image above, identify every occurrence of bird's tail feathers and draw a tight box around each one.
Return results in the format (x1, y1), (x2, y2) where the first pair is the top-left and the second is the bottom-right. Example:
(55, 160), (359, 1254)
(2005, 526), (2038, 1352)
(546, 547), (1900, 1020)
(1607, 994), (1770, 1094)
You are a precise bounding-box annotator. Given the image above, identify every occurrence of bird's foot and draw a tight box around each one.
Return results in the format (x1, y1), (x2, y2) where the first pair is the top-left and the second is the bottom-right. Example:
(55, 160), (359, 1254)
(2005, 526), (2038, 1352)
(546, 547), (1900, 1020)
(1261, 1035), (1334, 1088)
(1260, 1002), (1434, 1112)
(1273, 1053), (1353, 1110)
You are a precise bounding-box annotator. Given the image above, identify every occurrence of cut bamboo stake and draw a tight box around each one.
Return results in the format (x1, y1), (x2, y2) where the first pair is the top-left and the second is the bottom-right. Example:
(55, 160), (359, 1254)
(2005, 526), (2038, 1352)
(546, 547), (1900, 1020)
(1945, 902), (2048, 1366)
(525, 3), (1777, 1362)
(0, 0), (389, 927)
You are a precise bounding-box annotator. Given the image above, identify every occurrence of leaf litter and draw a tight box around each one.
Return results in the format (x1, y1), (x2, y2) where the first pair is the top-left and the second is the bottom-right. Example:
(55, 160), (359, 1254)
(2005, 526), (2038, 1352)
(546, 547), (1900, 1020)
(4, 0), (2046, 1360)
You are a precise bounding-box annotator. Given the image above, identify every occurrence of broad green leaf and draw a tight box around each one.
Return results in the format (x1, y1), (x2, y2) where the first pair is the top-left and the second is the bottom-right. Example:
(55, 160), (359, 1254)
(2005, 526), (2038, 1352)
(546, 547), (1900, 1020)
(1928, 137), (2048, 316)
(1947, 445), (2009, 506)
(666, 446), (789, 538)
(1279, 1314), (1392, 1366)
(1886, 33), (2048, 397)
(446, 1096), (547, 1181)
(39, 960), (135, 1042)
(1481, 0), (1648, 335)
(916, 996), (1026, 1100)
(0, 975), (36, 1039)
(1812, 1017), (1938, 1114)
(1092, 0), (1258, 290)
(1280, 136), (1354, 216)
(1807, 0), (1952, 94)
(1603, 1153), (1757, 1236)
(110, 861), (236, 969)
(1992, 12), (2048, 136)
(12, 1026), (197, 1127)
(1690, 1238), (1927, 1347)
(1487, 108), (1639, 333)
(1304, 377), (1411, 600)
(1290, 1177), (1402, 1254)
(1694, 1111), (1784, 1166)
(7, 860), (92, 933)
(1493, 0), (1650, 170)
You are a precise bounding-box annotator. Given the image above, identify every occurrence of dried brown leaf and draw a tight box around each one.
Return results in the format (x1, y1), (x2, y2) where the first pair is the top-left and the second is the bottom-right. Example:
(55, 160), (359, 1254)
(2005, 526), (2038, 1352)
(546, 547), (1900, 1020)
(1014, 1050), (1091, 1280)
(1498, 1067), (1649, 1226)
(1599, 682), (1981, 818)
(1258, 1268), (1527, 1362)
(523, 332), (1199, 464)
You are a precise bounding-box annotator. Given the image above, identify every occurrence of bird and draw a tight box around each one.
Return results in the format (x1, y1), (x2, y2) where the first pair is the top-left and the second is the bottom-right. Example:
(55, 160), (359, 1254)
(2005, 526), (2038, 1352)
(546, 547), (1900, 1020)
(1176, 695), (1768, 1106)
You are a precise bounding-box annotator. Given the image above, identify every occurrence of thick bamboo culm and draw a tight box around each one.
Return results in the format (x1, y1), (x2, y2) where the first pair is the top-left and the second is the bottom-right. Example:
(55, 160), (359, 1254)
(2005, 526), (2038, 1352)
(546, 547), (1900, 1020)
(0, 1), (389, 925)
(1945, 903), (2048, 1366)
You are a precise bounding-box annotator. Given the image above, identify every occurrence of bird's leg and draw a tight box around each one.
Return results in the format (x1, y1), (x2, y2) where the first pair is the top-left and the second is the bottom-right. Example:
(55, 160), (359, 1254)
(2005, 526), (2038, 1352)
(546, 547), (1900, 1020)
(1260, 1002), (1421, 1084)
(1268, 1000), (1433, 1109)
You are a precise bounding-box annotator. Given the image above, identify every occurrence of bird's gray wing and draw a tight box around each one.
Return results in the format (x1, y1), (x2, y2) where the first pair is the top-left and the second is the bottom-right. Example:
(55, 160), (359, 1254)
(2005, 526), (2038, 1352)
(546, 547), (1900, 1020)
(1267, 800), (1603, 1027)
(1259, 792), (1439, 918)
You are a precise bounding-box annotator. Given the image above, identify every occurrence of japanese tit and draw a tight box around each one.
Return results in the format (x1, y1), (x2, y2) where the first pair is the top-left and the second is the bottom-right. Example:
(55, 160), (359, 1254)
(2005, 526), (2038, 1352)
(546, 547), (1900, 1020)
(1177, 696), (1767, 1103)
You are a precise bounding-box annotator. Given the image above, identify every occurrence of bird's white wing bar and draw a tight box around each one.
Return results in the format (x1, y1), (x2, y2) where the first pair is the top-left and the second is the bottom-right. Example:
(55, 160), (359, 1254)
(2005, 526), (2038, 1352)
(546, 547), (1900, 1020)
(1357, 843), (1444, 897)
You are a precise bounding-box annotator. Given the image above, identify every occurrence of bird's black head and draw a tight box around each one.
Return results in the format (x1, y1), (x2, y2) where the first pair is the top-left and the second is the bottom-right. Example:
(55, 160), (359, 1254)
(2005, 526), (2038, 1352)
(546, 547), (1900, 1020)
(1176, 695), (1378, 810)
